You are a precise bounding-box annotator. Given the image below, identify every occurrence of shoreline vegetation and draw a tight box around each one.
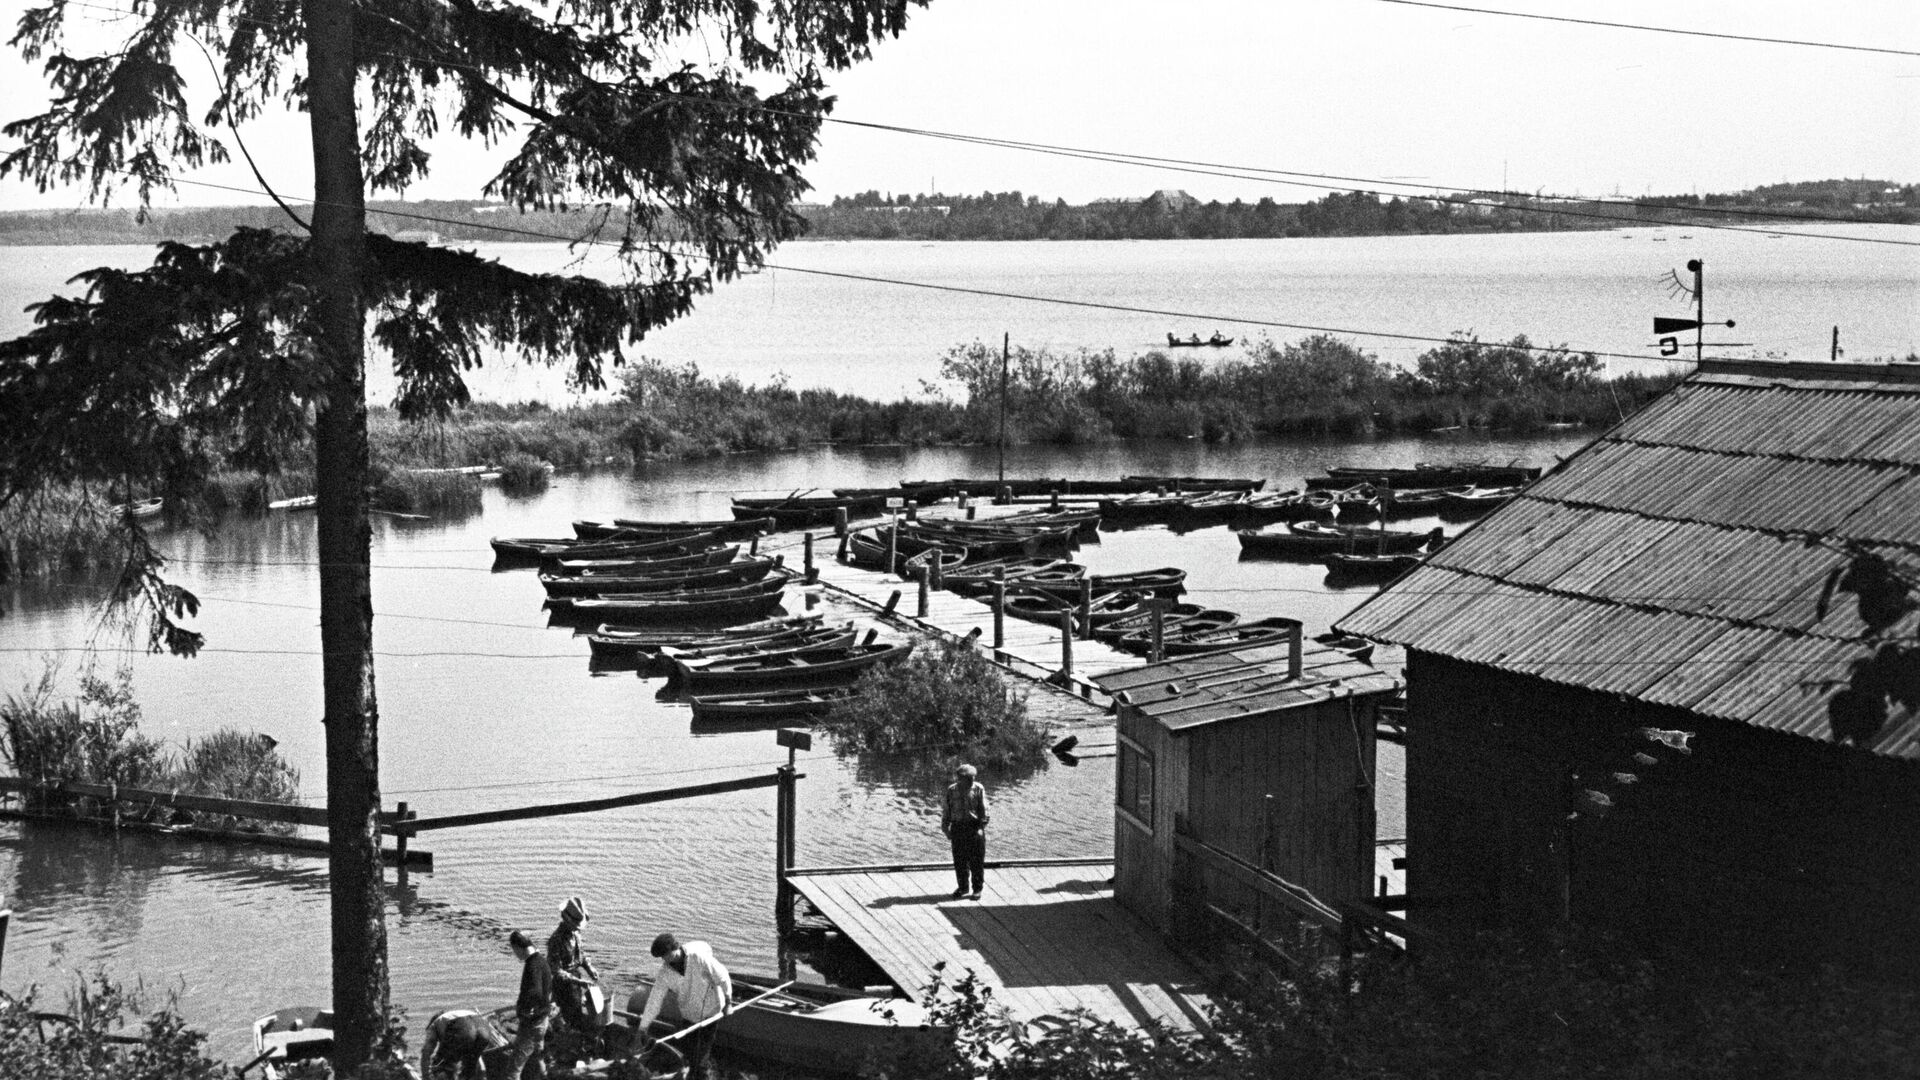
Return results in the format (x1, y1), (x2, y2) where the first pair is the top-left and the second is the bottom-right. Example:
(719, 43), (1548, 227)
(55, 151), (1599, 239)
(0, 332), (1680, 582)
(0, 178), (1911, 247)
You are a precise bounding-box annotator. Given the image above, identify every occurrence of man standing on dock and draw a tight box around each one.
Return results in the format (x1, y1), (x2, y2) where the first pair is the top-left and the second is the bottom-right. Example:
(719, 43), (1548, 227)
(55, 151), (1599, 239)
(506, 930), (553, 1080)
(942, 763), (990, 900)
(637, 933), (732, 1080)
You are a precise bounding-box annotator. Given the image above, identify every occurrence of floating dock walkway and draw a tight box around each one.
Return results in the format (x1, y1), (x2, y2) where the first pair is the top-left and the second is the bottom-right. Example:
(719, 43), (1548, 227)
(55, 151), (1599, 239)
(784, 858), (1213, 1032)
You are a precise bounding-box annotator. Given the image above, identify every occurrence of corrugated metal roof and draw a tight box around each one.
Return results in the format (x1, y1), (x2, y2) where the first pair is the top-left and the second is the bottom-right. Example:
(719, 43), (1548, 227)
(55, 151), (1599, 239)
(1337, 360), (1920, 760)
(1091, 642), (1399, 733)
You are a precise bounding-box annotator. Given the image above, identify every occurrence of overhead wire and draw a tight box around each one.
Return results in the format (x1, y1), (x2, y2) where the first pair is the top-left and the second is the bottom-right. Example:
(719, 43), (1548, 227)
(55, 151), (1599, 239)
(1365, 0), (1920, 58)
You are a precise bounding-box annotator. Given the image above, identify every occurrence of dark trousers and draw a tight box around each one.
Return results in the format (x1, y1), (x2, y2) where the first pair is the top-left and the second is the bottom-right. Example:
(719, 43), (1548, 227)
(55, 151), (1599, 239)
(682, 1023), (719, 1080)
(950, 824), (986, 892)
(507, 1016), (547, 1080)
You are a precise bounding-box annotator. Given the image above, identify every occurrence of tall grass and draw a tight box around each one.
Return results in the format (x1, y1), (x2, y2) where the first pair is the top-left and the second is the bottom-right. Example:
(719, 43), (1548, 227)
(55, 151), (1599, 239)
(496, 451), (552, 495)
(0, 490), (123, 580)
(370, 468), (483, 516)
(820, 638), (1048, 772)
(1, 664), (301, 830)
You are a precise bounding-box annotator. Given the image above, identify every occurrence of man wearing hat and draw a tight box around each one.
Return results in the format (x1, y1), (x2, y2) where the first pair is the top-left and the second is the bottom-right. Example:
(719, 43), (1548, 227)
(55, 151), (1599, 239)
(547, 896), (603, 1043)
(635, 932), (731, 1080)
(505, 930), (553, 1080)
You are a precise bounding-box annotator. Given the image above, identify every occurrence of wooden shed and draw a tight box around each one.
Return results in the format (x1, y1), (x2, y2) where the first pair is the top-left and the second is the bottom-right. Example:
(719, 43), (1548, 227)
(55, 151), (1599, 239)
(1093, 634), (1400, 945)
(1337, 358), (1920, 983)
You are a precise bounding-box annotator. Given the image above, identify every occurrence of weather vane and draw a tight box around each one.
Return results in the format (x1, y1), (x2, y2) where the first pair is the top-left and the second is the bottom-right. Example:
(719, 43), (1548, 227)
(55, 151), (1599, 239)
(1652, 259), (1741, 364)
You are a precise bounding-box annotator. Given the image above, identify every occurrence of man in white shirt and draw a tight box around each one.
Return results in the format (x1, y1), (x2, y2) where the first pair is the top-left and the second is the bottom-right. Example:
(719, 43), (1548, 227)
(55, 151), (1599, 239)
(636, 932), (731, 1080)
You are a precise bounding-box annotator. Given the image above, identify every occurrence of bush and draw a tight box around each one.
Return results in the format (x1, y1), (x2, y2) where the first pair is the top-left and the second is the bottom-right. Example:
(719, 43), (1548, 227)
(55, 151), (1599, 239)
(820, 638), (1046, 771)
(496, 452), (552, 496)
(370, 469), (483, 516)
(0, 666), (168, 802)
(0, 974), (230, 1080)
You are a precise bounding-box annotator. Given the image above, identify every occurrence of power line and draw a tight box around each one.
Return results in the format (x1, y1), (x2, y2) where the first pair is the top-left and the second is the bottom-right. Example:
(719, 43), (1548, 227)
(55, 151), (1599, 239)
(1368, 0), (1920, 58)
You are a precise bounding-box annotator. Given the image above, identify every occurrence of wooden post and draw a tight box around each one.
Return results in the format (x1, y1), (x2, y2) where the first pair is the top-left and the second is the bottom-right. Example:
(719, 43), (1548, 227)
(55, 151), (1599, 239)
(967, 504), (977, 521)
(930, 552), (945, 591)
(916, 564), (930, 617)
(1058, 609), (1075, 681)
(834, 506), (849, 538)
(1050, 488), (1060, 510)
(750, 536), (760, 557)
(887, 509), (899, 575)
(998, 484), (1012, 506)
(881, 590), (901, 616)
(992, 578), (1006, 649)
(1077, 578), (1094, 640)
(904, 500), (918, 523)
(775, 765), (795, 933)
(836, 530), (849, 563)
(394, 801), (410, 871)
(802, 533), (816, 583)
(957, 489), (970, 510)
(1149, 597), (1166, 664)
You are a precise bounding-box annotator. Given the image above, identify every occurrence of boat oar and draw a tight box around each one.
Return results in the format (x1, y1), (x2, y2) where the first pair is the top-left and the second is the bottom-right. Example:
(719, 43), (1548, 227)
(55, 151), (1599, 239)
(653, 980), (796, 1045)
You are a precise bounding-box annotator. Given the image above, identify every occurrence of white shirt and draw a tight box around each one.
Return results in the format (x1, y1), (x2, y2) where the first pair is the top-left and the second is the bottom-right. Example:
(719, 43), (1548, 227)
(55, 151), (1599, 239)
(638, 940), (732, 1029)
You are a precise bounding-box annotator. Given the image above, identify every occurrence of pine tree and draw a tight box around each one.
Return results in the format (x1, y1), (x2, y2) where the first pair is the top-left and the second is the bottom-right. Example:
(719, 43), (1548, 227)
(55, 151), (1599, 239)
(0, 1), (925, 1068)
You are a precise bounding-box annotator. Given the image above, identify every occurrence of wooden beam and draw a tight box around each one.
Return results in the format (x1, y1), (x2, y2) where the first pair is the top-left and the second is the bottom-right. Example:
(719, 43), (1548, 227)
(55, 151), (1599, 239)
(0, 776), (365, 829)
(1174, 833), (1340, 928)
(403, 772), (789, 833)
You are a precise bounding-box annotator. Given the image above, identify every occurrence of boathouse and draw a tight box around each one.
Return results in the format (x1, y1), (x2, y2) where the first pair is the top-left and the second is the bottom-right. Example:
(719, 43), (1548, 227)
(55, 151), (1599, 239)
(1092, 633), (1400, 949)
(1337, 358), (1920, 983)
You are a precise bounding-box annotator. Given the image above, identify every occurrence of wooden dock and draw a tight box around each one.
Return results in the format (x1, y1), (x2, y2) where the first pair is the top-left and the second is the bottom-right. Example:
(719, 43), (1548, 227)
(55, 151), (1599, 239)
(784, 859), (1213, 1032)
(757, 531), (1143, 699)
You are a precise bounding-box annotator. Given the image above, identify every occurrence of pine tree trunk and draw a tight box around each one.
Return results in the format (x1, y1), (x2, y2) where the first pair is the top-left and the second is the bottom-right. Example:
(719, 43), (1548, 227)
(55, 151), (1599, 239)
(304, 0), (389, 1070)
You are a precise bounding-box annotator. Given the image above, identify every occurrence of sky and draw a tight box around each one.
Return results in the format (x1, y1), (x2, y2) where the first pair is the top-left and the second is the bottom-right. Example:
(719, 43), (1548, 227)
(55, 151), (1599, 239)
(0, 0), (1915, 213)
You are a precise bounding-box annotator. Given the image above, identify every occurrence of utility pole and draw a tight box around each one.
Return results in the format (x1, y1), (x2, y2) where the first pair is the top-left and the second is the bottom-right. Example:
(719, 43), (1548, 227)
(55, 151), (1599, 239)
(998, 332), (1009, 487)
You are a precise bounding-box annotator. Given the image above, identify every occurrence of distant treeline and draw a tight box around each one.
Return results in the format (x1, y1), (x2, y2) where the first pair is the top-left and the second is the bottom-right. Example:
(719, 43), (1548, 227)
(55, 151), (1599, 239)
(4, 177), (1912, 245)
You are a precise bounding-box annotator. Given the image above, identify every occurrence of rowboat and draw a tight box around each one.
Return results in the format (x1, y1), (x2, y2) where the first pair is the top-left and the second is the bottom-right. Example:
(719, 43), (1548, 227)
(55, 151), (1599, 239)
(572, 516), (774, 541)
(661, 627), (862, 684)
(593, 622), (843, 676)
(1025, 566), (1187, 600)
(689, 686), (858, 724)
(586, 614), (825, 661)
(492, 529), (721, 563)
(1148, 615), (1305, 657)
(252, 1007), (333, 1080)
(1324, 551), (1427, 582)
(1000, 588), (1155, 629)
(109, 497), (165, 518)
(732, 493), (892, 528)
(941, 557), (1078, 597)
(1097, 491), (1194, 528)
(879, 522), (1047, 561)
(1236, 522), (1442, 558)
(1121, 474), (1264, 493)
(1307, 462), (1540, 489)
(673, 641), (914, 691)
(539, 556), (779, 598)
(550, 545), (740, 575)
(1169, 489), (1248, 531)
(620, 972), (933, 1075)
(1104, 607), (1240, 651)
(996, 506), (1103, 538)
(1438, 484), (1524, 518)
(560, 576), (792, 624)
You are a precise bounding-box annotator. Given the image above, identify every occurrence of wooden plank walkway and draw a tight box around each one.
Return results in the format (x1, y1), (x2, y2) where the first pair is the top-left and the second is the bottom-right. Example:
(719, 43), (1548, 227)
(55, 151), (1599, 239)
(785, 860), (1213, 1033)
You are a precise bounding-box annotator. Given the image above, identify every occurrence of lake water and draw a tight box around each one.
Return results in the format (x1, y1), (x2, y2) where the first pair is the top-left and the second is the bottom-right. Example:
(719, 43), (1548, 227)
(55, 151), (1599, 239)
(0, 432), (1594, 1060)
(3, 224), (1915, 403)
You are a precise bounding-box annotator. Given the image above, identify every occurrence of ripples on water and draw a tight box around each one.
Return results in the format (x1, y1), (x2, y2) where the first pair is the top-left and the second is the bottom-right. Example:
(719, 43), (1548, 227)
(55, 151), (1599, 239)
(0, 436), (1578, 1057)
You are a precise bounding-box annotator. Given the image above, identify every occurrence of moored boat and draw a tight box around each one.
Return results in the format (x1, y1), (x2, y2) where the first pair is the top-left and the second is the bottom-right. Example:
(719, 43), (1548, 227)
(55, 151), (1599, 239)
(673, 640), (914, 691)
(1102, 605), (1239, 649)
(253, 1007), (334, 1080)
(1025, 566), (1187, 600)
(1324, 551), (1427, 582)
(688, 686), (858, 723)
(941, 556), (1078, 596)
(1438, 484), (1524, 518)
(1237, 522), (1442, 558)
(1308, 462), (1540, 489)
(574, 516), (773, 541)
(1150, 615), (1305, 657)
(551, 545), (741, 575)
(540, 556), (780, 598)
(620, 972), (932, 1075)
(586, 614), (826, 664)
(661, 627), (863, 683)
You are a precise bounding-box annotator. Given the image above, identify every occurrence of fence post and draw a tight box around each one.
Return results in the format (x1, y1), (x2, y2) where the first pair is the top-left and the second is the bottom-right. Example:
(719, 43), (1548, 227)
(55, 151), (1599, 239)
(1078, 578), (1094, 640)
(834, 506), (849, 538)
(802, 533), (816, 583)
(1149, 597), (1167, 663)
(992, 579), (1006, 649)
(916, 564), (930, 617)
(881, 590), (901, 617)
(999, 484), (1013, 506)
(1059, 608), (1075, 682)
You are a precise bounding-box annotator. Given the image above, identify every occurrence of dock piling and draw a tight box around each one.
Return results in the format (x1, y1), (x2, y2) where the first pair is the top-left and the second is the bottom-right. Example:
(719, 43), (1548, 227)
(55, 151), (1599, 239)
(916, 565), (931, 617)
(803, 533), (817, 583)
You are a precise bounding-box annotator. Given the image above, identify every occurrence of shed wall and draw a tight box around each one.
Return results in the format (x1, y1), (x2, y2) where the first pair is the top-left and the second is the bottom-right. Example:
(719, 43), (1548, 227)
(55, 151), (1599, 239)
(1408, 651), (1920, 982)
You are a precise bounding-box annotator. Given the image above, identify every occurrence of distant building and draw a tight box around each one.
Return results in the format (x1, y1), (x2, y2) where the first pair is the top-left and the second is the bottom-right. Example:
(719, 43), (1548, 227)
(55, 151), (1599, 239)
(1089, 189), (1199, 211)
(1338, 358), (1920, 984)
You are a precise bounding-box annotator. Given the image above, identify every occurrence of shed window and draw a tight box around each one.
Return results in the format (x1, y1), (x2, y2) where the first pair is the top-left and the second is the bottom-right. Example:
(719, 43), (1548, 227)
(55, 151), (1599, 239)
(1117, 740), (1154, 829)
